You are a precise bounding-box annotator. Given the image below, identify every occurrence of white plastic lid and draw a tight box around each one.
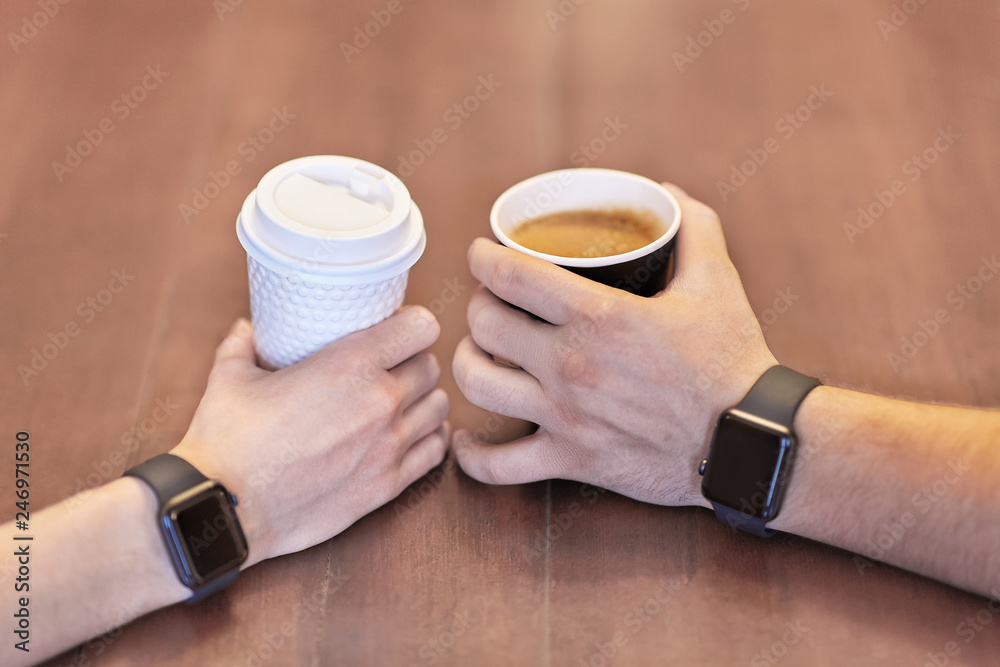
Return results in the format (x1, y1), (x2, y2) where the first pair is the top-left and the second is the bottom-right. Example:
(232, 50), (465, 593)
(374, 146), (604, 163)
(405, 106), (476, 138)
(236, 156), (425, 284)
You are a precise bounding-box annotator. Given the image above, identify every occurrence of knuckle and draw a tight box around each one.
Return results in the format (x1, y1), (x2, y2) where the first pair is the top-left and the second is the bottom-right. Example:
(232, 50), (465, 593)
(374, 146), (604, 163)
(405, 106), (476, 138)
(690, 200), (721, 224)
(389, 420), (412, 451)
(422, 352), (442, 385)
(347, 356), (384, 387)
(489, 261), (523, 298)
(565, 299), (617, 342)
(490, 379), (525, 417)
(458, 365), (494, 410)
(705, 255), (740, 284)
(409, 390), (449, 435)
(468, 302), (489, 339)
(679, 252), (736, 292)
(554, 343), (595, 388)
(484, 451), (508, 485)
(431, 387), (451, 420)
(409, 305), (441, 340)
(471, 306), (512, 352)
(430, 436), (449, 467)
(575, 301), (604, 323)
(372, 381), (404, 417)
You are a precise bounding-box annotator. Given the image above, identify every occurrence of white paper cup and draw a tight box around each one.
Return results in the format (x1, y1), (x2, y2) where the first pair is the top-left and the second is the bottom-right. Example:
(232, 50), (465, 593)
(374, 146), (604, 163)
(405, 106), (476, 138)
(490, 168), (680, 296)
(236, 156), (425, 368)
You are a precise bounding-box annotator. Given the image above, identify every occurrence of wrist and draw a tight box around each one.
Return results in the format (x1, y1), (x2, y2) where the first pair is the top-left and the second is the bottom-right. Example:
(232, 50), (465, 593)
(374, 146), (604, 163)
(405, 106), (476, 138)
(767, 385), (840, 534)
(103, 477), (192, 608)
(679, 351), (778, 508)
(167, 439), (270, 568)
(697, 364), (821, 535)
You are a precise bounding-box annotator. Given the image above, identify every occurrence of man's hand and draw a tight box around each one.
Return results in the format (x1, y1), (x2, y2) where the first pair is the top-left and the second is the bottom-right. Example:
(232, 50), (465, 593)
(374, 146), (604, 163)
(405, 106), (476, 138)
(452, 184), (776, 506)
(171, 306), (450, 566)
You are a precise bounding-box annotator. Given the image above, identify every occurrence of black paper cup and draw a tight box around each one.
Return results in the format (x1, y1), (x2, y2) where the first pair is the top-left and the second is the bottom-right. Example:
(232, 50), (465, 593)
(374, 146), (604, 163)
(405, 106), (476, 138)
(490, 168), (681, 297)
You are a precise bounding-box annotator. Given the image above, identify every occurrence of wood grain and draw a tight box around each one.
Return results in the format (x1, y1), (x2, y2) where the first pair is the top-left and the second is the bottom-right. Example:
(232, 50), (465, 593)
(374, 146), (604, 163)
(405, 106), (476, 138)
(0, 0), (998, 664)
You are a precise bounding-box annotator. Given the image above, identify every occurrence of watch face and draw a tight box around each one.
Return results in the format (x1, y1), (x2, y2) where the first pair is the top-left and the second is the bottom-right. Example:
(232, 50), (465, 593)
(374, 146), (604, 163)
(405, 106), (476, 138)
(165, 485), (249, 585)
(701, 412), (792, 521)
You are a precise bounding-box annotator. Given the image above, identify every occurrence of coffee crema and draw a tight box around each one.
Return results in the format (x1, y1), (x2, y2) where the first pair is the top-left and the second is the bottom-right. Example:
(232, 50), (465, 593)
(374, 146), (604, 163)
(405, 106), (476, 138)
(507, 207), (664, 259)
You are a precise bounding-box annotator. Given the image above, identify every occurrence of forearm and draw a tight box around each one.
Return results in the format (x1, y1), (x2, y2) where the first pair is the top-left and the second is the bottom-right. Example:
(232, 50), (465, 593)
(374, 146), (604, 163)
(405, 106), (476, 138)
(773, 386), (1000, 597)
(0, 478), (189, 665)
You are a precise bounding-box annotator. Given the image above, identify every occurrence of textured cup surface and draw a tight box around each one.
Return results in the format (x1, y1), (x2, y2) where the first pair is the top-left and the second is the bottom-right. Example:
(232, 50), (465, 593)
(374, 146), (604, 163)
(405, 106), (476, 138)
(237, 156), (424, 367)
(247, 257), (408, 369)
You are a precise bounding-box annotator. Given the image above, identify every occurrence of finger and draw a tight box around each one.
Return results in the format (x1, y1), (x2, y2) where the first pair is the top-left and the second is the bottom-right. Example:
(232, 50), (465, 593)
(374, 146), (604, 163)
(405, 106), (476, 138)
(466, 285), (554, 374)
(452, 336), (544, 422)
(467, 237), (615, 325)
(452, 428), (576, 485)
(337, 305), (441, 370)
(660, 182), (688, 198)
(398, 387), (450, 449)
(214, 318), (257, 367)
(397, 423), (450, 486)
(389, 352), (442, 410)
(660, 182), (733, 282)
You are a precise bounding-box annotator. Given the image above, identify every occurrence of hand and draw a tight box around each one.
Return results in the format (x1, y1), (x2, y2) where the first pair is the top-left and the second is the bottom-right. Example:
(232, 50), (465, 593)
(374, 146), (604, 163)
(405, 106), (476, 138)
(170, 306), (450, 567)
(452, 184), (776, 507)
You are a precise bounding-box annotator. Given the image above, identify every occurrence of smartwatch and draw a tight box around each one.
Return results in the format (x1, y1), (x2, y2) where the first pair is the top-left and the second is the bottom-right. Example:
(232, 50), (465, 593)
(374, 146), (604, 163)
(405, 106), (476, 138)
(124, 454), (249, 603)
(698, 365), (820, 537)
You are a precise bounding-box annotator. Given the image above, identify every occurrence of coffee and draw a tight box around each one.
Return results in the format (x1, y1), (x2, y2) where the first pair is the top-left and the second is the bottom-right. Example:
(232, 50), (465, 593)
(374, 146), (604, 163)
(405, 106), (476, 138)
(491, 168), (681, 296)
(507, 207), (663, 259)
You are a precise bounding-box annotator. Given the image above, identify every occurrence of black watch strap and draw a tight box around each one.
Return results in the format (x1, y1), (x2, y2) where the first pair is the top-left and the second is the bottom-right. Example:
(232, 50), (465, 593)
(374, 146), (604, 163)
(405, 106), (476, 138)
(732, 365), (821, 425)
(182, 570), (239, 604)
(125, 454), (240, 604)
(124, 453), (208, 505)
(707, 365), (821, 538)
(711, 505), (776, 537)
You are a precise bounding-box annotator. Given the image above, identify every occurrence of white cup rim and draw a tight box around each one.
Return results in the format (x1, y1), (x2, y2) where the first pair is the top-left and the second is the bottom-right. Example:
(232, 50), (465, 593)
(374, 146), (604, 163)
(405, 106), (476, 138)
(490, 168), (681, 268)
(236, 156), (426, 284)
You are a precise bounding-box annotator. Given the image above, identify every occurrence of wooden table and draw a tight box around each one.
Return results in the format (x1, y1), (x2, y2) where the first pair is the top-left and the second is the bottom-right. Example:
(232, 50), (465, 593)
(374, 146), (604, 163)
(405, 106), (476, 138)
(2, 1), (999, 664)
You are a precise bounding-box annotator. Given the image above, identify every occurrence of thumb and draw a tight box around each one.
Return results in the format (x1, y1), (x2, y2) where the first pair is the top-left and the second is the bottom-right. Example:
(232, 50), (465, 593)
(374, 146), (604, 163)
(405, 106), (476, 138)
(213, 318), (257, 367)
(452, 428), (567, 486)
(661, 182), (733, 283)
